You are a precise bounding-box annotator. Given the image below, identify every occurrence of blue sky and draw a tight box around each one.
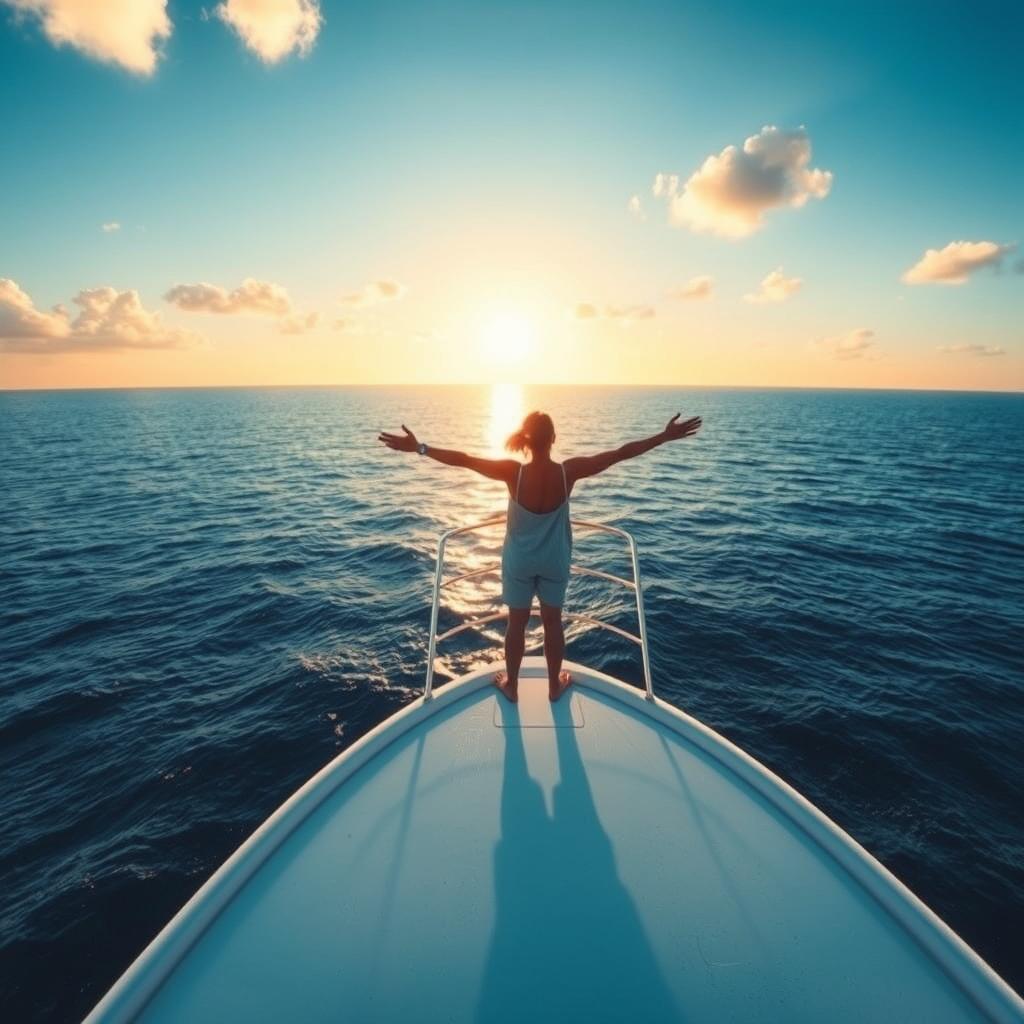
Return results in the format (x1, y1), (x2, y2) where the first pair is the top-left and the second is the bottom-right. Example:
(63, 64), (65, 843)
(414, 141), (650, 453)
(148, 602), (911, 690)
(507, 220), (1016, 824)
(1, 0), (1021, 389)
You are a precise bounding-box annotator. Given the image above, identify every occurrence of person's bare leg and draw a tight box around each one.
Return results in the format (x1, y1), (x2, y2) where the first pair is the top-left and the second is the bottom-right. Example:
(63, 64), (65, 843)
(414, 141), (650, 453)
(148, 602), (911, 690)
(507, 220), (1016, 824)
(540, 602), (571, 701)
(495, 607), (529, 702)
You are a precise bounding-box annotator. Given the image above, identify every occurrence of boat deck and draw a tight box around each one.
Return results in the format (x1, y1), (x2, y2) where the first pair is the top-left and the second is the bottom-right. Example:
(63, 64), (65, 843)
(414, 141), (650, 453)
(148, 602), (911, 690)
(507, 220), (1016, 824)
(97, 657), (1018, 1023)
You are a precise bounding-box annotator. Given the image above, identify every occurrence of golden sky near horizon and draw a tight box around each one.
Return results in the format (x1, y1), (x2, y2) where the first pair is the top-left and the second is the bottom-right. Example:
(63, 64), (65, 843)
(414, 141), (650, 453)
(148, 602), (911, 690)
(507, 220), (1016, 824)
(1, 3), (1021, 392)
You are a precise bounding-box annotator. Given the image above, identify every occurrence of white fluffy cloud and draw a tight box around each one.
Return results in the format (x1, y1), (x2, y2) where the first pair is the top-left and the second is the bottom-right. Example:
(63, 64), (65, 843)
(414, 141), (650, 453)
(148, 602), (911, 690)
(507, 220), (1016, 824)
(0, 278), (69, 339)
(215, 0), (321, 64)
(164, 278), (293, 316)
(339, 279), (406, 308)
(4, 0), (171, 74)
(164, 278), (321, 333)
(101, 221), (120, 233)
(809, 328), (876, 360)
(627, 195), (645, 221)
(744, 267), (802, 304)
(937, 343), (1006, 357)
(69, 287), (195, 348)
(902, 241), (1015, 285)
(0, 278), (196, 352)
(574, 303), (655, 322)
(668, 276), (714, 301)
(657, 126), (832, 238)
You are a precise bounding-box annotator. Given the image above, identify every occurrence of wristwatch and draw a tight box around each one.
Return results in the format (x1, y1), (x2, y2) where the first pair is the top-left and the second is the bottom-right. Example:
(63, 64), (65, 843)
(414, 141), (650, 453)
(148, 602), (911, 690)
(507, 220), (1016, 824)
(417, 442), (428, 456)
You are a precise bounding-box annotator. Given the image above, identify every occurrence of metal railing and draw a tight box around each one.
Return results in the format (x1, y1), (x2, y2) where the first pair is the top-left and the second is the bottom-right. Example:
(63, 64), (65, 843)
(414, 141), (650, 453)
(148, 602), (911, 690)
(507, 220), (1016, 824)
(424, 517), (653, 702)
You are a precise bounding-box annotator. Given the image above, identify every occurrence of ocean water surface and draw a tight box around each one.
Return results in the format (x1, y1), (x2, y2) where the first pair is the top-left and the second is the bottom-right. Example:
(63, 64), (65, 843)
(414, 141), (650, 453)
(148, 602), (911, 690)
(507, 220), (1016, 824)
(1, 385), (1022, 1020)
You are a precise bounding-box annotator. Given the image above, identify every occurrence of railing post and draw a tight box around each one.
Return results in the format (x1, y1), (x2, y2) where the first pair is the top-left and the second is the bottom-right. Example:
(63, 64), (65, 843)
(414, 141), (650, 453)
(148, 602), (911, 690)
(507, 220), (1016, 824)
(628, 533), (655, 701)
(424, 533), (447, 701)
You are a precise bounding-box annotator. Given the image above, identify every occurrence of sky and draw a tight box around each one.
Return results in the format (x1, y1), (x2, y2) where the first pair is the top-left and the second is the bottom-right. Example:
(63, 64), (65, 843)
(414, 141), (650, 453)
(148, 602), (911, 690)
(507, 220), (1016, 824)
(0, 0), (1022, 391)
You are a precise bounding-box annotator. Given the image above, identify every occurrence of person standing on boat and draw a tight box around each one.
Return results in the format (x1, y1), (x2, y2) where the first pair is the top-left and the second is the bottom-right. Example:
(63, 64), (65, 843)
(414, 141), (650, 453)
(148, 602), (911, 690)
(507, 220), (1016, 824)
(378, 410), (702, 702)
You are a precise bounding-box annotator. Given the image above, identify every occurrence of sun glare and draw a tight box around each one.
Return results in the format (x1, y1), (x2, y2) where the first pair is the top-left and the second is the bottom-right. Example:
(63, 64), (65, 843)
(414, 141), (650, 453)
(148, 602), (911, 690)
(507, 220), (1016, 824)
(481, 313), (536, 366)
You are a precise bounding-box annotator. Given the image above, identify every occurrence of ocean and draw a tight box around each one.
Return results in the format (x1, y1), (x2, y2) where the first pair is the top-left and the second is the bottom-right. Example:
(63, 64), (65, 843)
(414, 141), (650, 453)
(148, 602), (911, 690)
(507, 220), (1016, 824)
(1, 385), (1022, 1020)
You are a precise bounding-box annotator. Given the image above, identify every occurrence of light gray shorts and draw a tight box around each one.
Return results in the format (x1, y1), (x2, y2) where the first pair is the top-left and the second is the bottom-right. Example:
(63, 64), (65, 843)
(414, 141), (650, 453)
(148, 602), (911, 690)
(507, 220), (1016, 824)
(501, 572), (568, 609)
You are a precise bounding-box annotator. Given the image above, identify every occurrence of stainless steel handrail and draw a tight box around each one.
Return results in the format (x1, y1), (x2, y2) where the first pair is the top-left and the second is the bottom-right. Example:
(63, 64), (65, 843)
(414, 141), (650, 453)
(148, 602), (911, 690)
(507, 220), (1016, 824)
(424, 517), (654, 702)
(441, 562), (636, 592)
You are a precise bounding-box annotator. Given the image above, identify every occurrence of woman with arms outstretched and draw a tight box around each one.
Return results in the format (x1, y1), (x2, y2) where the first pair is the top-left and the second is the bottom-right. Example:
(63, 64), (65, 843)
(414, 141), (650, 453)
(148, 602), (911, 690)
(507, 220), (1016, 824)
(378, 410), (702, 703)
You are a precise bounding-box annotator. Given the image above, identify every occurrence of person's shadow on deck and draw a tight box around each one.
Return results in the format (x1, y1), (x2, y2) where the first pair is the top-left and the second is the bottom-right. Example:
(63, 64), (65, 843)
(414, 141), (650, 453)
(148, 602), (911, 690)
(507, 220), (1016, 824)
(475, 696), (681, 1023)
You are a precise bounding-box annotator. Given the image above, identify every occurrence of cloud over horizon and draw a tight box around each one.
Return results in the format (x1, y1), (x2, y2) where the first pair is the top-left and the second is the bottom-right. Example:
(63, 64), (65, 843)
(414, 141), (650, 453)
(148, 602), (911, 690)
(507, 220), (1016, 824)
(3, 0), (171, 75)
(668, 275), (714, 301)
(657, 126), (832, 238)
(0, 278), (197, 352)
(902, 240), (1015, 285)
(808, 327), (876, 360)
(574, 302), (655, 322)
(339, 279), (406, 308)
(937, 343), (1006, 357)
(164, 278), (293, 316)
(215, 0), (321, 64)
(744, 267), (802, 303)
(278, 311), (320, 335)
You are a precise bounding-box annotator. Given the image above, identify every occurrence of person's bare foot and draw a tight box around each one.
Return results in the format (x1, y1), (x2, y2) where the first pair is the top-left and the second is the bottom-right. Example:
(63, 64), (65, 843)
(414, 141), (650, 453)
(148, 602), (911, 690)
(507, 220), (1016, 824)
(549, 670), (572, 702)
(494, 671), (518, 703)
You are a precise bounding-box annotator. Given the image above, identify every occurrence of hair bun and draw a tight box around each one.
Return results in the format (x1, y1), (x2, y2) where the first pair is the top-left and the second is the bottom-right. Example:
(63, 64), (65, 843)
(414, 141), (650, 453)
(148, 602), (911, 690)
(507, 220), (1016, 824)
(504, 412), (555, 455)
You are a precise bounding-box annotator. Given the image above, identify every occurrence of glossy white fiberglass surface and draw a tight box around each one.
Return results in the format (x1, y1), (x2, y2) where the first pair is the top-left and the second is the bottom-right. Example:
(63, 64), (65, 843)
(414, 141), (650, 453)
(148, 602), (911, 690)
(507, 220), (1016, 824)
(107, 657), (1020, 1024)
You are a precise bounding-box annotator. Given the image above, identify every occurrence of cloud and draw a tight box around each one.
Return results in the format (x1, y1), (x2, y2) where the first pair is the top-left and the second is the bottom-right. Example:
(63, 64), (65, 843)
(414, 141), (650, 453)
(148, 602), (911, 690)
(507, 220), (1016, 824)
(0, 278), (70, 340)
(339, 279), (406, 308)
(573, 303), (655, 322)
(278, 311), (320, 335)
(163, 278), (324, 336)
(658, 126), (832, 238)
(164, 278), (292, 316)
(215, 0), (321, 64)
(627, 195), (645, 221)
(808, 328), (876, 360)
(69, 287), (196, 349)
(101, 221), (120, 233)
(0, 278), (196, 352)
(652, 173), (679, 199)
(936, 343), (1006, 357)
(4, 0), (171, 75)
(668, 275), (714, 301)
(744, 267), (802, 304)
(902, 240), (1016, 285)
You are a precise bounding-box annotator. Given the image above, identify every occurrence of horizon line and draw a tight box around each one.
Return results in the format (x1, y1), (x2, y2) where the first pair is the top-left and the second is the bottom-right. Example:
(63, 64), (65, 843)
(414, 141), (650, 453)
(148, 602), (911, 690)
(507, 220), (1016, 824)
(1, 382), (1022, 396)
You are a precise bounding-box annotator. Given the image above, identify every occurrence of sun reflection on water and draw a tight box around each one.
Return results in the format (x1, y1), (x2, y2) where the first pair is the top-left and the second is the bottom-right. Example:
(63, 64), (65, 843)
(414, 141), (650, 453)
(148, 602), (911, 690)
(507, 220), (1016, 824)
(486, 382), (525, 456)
(429, 382), (531, 678)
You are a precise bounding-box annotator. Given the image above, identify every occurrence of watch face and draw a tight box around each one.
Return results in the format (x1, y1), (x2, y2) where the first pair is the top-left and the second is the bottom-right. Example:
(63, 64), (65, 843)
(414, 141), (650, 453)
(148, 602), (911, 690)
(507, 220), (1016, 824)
(418, 442), (427, 455)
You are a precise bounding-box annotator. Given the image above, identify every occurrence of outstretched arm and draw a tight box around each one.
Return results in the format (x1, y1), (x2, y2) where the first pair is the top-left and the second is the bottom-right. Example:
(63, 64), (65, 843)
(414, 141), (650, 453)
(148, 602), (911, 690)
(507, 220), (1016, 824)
(377, 424), (518, 485)
(564, 413), (702, 488)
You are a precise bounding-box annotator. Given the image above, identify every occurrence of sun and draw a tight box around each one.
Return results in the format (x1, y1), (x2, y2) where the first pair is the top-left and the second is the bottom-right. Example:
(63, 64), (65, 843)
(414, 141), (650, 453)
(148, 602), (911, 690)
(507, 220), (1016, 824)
(480, 312), (536, 365)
